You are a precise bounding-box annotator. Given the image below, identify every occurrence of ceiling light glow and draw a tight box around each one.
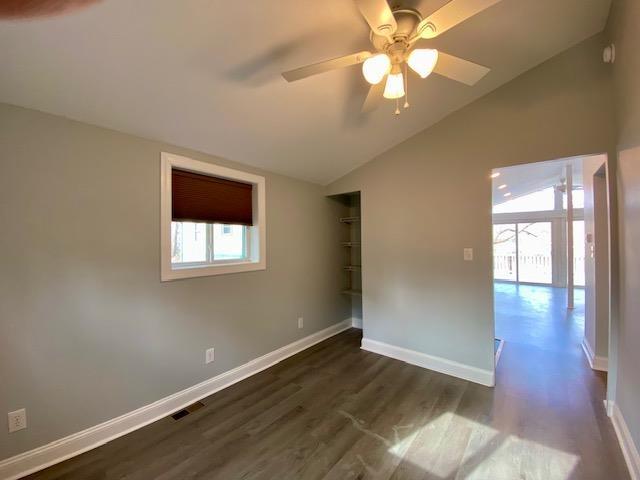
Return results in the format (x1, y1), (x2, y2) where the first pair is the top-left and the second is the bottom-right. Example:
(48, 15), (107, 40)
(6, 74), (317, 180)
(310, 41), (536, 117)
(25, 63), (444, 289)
(498, 184), (507, 189)
(504, 192), (512, 197)
(383, 72), (405, 99)
(362, 54), (391, 85)
(490, 172), (500, 178)
(407, 49), (439, 78)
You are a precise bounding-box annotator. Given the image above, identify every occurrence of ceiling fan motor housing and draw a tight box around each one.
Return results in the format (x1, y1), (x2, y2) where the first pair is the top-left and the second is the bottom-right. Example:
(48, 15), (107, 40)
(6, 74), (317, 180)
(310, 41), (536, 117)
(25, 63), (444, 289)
(370, 8), (423, 62)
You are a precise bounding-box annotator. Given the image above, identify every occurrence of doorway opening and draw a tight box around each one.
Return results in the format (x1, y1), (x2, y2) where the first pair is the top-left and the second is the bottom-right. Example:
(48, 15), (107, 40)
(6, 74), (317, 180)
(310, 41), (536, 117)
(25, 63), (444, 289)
(491, 154), (610, 385)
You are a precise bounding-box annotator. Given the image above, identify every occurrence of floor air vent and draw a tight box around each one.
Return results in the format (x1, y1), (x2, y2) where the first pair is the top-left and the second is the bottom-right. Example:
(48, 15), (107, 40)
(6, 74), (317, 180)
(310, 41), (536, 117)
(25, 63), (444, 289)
(171, 400), (205, 421)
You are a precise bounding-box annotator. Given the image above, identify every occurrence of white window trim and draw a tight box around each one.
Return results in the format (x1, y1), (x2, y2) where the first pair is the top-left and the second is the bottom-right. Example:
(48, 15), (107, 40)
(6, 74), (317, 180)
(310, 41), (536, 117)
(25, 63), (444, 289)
(160, 152), (266, 281)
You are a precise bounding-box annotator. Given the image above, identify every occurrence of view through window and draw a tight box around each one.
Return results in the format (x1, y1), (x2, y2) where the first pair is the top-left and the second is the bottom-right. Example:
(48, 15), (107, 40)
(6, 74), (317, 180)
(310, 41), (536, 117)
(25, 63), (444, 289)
(493, 222), (553, 284)
(493, 187), (555, 214)
(493, 187), (584, 214)
(493, 220), (585, 286)
(517, 222), (552, 284)
(573, 220), (585, 287)
(493, 224), (517, 281)
(171, 222), (247, 265)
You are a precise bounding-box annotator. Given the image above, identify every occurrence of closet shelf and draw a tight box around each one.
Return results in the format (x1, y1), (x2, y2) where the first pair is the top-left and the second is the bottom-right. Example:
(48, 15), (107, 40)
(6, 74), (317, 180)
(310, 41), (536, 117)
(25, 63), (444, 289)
(341, 289), (362, 296)
(343, 265), (361, 271)
(339, 216), (361, 224)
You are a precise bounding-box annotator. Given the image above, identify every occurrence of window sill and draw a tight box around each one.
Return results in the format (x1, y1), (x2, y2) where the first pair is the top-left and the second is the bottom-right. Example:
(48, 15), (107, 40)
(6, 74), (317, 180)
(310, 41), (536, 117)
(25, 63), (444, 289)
(161, 259), (266, 281)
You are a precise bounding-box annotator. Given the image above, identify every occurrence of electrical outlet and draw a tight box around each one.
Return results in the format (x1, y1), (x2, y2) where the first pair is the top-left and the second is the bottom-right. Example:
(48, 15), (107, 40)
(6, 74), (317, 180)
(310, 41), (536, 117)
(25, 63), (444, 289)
(8, 409), (26, 433)
(205, 348), (215, 364)
(298, 317), (304, 329)
(463, 248), (474, 261)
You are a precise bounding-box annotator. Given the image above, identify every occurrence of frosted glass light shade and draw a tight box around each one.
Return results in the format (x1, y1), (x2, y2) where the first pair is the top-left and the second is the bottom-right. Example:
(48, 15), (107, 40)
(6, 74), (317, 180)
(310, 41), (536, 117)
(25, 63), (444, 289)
(407, 49), (439, 78)
(362, 54), (391, 85)
(383, 72), (405, 99)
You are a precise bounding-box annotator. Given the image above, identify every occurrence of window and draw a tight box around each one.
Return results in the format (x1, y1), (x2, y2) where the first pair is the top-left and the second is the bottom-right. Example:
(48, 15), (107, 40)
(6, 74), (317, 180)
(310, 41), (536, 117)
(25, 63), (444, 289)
(573, 220), (585, 287)
(160, 152), (266, 281)
(171, 222), (248, 265)
(517, 222), (552, 284)
(563, 189), (585, 210)
(493, 187), (556, 214)
(493, 222), (552, 284)
(493, 224), (517, 281)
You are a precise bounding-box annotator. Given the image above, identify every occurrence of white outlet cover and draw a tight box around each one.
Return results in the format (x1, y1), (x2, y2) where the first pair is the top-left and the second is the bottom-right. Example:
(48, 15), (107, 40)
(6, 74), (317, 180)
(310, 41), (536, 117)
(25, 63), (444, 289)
(205, 348), (215, 364)
(8, 408), (26, 433)
(298, 317), (304, 329)
(464, 248), (474, 261)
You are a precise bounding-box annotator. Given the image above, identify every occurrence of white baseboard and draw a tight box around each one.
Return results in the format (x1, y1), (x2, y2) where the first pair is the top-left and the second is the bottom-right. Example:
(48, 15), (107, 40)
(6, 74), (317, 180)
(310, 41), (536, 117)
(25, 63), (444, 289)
(360, 338), (495, 387)
(605, 399), (614, 417)
(581, 337), (608, 371)
(0, 319), (353, 480)
(610, 402), (640, 480)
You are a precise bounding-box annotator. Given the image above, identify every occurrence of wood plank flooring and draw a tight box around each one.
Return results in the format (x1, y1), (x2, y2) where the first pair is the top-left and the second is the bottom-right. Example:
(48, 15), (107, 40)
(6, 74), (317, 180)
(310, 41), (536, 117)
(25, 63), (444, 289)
(27, 291), (630, 479)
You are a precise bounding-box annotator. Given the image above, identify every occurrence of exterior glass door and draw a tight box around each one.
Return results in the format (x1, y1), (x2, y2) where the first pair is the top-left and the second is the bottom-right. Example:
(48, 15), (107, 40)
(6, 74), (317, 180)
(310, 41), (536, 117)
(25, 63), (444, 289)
(517, 222), (552, 284)
(493, 224), (517, 281)
(493, 222), (553, 284)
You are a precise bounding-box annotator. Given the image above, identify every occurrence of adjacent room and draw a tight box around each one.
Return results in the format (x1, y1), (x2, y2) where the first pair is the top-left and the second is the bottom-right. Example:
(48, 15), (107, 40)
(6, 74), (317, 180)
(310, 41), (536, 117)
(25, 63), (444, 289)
(492, 158), (586, 351)
(1, 1), (639, 479)
(492, 156), (611, 371)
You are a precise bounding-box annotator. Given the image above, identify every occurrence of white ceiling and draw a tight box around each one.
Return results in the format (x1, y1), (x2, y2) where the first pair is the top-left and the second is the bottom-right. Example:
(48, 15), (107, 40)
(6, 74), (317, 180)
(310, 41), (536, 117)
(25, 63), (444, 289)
(0, 0), (611, 184)
(492, 156), (585, 206)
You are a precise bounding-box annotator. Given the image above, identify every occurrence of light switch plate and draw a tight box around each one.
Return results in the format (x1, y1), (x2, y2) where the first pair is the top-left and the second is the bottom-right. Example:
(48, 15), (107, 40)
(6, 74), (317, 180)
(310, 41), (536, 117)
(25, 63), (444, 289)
(298, 317), (304, 329)
(205, 348), (215, 364)
(464, 248), (474, 261)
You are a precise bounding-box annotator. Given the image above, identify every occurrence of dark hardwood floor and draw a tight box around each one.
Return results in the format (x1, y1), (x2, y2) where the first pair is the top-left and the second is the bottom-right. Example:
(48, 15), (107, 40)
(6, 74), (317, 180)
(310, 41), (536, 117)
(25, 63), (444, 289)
(28, 285), (629, 479)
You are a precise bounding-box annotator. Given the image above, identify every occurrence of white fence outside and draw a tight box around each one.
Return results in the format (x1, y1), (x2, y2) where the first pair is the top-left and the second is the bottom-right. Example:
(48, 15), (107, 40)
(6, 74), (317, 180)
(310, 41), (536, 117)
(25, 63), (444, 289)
(494, 254), (585, 286)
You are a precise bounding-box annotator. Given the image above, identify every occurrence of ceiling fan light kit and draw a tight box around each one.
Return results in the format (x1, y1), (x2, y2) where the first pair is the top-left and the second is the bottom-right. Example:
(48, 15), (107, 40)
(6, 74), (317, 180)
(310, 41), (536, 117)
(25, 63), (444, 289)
(362, 53), (391, 84)
(383, 70), (405, 99)
(407, 48), (439, 78)
(282, 0), (499, 115)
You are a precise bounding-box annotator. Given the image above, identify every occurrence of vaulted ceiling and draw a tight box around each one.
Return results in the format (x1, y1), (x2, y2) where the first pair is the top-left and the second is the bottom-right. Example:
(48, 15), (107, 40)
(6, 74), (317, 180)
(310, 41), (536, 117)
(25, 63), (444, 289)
(0, 0), (611, 184)
(492, 156), (585, 206)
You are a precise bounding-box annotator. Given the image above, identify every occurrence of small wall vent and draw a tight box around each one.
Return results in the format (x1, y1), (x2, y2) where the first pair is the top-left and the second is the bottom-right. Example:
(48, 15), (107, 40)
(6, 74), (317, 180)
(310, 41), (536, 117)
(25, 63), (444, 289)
(170, 401), (205, 421)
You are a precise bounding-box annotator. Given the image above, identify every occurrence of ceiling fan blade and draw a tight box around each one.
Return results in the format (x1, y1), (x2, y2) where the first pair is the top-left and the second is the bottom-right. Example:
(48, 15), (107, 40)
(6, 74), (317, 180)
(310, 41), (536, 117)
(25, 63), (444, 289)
(355, 0), (397, 38)
(282, 51), (372, 82)
(417, 0), (502, 39)
(361, 81), (385, 114)
(433, 51), (489, 86)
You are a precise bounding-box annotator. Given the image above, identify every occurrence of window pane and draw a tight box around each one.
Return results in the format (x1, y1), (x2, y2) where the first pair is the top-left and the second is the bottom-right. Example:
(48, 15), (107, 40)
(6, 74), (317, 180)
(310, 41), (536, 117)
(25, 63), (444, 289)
(517, 222), (552, 284)
(171, 222), (207, 263)
(573, 220), (585, 287)
(563, 189), (585, 210)
(213, 224), (246, 260)
(493, 224), (517, 281)
(493, 187), (555, 214)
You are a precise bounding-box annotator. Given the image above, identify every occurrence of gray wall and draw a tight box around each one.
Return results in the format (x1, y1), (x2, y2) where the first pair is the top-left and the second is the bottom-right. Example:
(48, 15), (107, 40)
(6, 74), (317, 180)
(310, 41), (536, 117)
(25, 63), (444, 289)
(327, 34), (615, 377)
(0, 103), (350, 459)
(607, 0), (640, 452)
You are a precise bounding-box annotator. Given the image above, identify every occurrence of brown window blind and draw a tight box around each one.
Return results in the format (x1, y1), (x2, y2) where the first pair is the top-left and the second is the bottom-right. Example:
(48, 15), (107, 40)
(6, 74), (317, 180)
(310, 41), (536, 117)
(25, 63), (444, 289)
(172, 169), (253, 225)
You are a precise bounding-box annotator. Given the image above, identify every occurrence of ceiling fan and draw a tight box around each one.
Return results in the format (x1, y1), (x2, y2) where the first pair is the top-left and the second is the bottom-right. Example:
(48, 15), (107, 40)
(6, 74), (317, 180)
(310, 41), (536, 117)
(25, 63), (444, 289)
(282, 0), (502, 114)
(0, 0), (99, 18)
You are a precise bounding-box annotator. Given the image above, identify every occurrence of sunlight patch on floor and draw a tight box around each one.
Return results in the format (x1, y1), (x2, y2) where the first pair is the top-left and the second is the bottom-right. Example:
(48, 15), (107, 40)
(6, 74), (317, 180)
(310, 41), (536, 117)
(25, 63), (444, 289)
(387, 412), (579, 480)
